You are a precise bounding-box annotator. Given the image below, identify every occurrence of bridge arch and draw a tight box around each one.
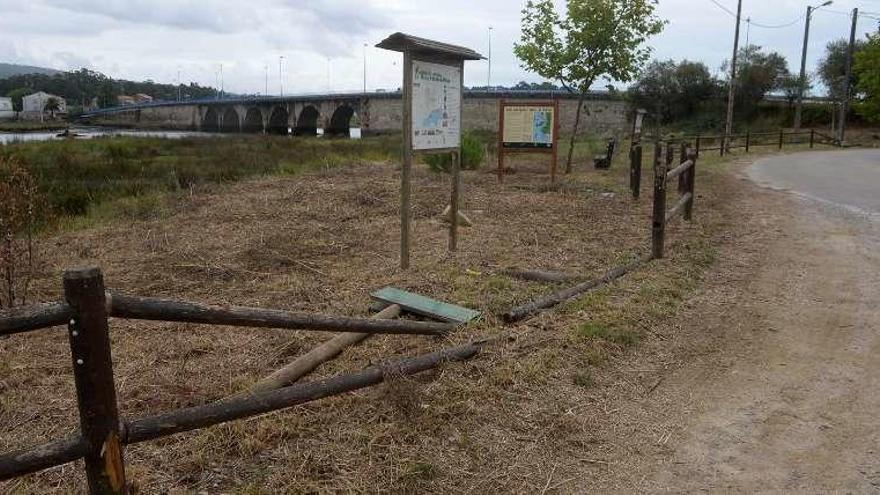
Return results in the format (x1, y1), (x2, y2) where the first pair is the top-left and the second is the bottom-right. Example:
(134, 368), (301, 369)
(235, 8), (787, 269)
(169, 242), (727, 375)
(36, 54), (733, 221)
(326, 105), (356, 137)
(221, 108), (240, 133)
(267, 106), (290, 135)
(202, 108), (219, 132)
(243, 107), (263, 133)
(295, 105), (320, 136)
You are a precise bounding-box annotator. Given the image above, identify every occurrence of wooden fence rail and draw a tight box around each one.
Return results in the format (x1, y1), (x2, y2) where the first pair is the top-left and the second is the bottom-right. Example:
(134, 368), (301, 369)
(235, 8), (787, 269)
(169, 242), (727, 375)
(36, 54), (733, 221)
(652, 143), (698, 259)
(0, 267), (473, 493)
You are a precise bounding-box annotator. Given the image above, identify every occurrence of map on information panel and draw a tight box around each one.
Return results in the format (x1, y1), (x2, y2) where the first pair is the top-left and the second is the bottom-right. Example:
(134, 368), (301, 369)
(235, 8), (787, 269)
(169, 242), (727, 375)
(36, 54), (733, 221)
(411, 60), (461, 150)
(502, 105), (555, 149)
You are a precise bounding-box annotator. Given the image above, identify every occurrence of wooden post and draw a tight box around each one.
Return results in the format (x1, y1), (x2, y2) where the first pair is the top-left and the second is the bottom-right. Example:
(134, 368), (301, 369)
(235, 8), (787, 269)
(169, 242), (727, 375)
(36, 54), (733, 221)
(497, 100), (505, 182)
(63, 267), (125, 494)
(720, 136), (725, 157)
(551, 99), (559, 183)
(695, 135), (701, 157)
(651, 143), (667, 260)
(449, 150), (460, 252)
(745, 131), (751, 152)
(810, 128), (815, 148)
(630, 145), (642, 199)
(678, 142), (688, 194)
(665, 141), (675, 170)
(779, 129), (784, 150)
(685, 150), (696, 221)
(400, 48), (413, 270)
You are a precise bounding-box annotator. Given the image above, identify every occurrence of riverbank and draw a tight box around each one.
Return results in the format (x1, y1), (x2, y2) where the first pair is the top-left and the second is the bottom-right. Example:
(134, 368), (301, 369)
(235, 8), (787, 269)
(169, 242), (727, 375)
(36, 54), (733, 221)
(0, 121), (69, 132)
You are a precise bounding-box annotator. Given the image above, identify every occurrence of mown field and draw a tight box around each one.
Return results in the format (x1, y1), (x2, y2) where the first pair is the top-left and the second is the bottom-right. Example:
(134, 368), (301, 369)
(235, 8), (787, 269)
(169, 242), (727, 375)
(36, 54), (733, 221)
(0, 131), (815, 492)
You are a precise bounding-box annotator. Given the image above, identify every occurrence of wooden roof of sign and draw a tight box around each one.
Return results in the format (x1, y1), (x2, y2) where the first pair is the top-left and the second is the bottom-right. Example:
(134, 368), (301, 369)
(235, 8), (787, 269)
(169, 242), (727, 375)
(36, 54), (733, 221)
(376, 32), (484, 61)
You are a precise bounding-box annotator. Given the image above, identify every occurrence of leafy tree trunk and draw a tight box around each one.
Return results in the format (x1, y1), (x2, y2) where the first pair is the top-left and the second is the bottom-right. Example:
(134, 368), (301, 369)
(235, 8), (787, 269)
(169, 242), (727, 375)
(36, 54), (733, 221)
(565, 92), (587, 174)
(565, 91), (586, 174)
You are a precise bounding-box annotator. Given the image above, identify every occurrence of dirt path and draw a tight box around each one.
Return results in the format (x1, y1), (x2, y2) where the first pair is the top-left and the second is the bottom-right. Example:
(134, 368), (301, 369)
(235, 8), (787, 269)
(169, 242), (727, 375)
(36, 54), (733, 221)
(594, 153), (880, 493)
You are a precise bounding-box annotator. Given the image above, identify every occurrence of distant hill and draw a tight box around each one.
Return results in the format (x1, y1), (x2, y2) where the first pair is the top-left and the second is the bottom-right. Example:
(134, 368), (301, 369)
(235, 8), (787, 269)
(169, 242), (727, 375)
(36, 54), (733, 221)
(0, 63), (62, 79)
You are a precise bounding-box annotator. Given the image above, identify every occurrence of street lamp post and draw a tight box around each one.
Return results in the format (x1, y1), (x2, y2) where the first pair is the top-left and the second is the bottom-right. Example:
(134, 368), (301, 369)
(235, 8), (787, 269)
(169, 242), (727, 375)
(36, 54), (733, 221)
(279, 56), (284, 98)
(487, 26), (493, 89)
(794, 1), (833, 130)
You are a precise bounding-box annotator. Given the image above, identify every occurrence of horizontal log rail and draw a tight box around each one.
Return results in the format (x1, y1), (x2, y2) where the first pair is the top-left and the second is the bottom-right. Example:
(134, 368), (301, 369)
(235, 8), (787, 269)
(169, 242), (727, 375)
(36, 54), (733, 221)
(107, 293), (454, 336)
(0, 302), (73, 337)
(665, 192), (693, 224)
(0, 341), (485, 482)
(666, 159), (694, 182)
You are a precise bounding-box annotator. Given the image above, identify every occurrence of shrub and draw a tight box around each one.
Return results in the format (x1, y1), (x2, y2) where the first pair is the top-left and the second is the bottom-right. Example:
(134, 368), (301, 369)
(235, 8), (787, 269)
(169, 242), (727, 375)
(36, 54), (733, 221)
(0, 156), (42, 308)
(424, 132), (485, 173)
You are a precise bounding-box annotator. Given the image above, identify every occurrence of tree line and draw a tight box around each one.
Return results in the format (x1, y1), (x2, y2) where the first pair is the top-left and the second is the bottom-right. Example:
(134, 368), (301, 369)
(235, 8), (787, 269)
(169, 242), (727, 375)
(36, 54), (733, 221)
(1, 68), (218, 112)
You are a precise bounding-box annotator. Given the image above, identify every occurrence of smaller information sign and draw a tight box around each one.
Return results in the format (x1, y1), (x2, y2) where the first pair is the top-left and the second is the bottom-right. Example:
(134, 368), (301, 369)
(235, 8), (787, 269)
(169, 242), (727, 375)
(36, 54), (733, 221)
(502, 105), (556, 149)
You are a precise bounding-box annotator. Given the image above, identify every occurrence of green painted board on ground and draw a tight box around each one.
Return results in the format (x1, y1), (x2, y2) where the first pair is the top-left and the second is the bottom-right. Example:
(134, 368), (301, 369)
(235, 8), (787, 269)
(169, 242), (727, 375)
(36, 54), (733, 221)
(371, 287), (481, 324)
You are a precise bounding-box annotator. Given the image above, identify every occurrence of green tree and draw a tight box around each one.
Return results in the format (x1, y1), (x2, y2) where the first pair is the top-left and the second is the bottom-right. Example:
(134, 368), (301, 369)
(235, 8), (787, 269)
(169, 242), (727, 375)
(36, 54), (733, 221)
(818, 39), (867, 101)
(723, 45), (790, 116)
(854, 34), (880, 123)
(514, 0), (666, 173)
(779, 73), (812, 109)
(6, 88), (30, 112)
(628, 59), (719, 123)
(43, 97), (61, 118)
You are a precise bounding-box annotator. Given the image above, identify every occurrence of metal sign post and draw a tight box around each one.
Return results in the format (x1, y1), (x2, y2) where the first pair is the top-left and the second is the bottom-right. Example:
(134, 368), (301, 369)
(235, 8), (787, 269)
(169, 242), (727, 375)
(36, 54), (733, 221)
(377, 33), (483, 269)
(497, 100), (560, 183)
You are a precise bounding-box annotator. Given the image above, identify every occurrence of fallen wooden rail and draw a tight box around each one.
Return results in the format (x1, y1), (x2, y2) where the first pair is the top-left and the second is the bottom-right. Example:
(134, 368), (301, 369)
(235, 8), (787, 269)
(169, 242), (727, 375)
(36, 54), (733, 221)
(0, 339), (485, 482)
(503, 256), (650, 323)
(108, 293), (453, 336)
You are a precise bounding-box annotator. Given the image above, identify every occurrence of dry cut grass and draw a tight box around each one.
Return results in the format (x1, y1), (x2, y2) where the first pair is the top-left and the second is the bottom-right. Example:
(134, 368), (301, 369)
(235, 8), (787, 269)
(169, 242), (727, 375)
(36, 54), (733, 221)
(1, 140), (752, 493)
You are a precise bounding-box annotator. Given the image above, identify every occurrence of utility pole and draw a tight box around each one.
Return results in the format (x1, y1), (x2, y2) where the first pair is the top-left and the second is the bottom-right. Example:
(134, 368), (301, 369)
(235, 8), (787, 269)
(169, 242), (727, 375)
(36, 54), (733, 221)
(279, 56), (284, 98)
(795, 2), (833, 130)
(363, 43), (368, 93)
(264, 65), (269, 96)
(487, 26), (493, 89)
(839, 8), (858, 144)
(177, 69), (181, 102)
(724, 0), (743, 150)
(220, 64), (224, 100)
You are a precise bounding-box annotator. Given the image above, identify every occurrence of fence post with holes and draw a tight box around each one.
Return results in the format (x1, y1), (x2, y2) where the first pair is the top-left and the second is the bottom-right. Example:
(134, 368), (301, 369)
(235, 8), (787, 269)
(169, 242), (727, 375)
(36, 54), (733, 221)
(810, 129), (815, 148)
(63, 267), (126, 495)
(630, 145), (642, 199)
(652, 143), (667, 259)
(678, 142), (688, 194)
(779, 129), (784, 150)
(685, 149), (697, 222)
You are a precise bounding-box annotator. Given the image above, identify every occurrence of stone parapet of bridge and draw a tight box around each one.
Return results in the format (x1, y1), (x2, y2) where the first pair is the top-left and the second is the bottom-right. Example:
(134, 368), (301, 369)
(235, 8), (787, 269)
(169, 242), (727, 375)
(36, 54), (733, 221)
(78, 90), (628, 137)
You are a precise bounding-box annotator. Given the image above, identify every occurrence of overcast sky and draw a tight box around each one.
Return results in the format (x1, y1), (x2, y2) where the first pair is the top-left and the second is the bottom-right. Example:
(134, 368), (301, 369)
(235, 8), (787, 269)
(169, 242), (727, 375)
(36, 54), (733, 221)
(0, 0), (877, 96)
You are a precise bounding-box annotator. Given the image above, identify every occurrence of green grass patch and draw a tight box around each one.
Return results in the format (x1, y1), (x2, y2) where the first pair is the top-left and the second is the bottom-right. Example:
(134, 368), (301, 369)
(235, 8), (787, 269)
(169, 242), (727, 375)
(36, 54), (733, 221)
(577, 322), (641, 348)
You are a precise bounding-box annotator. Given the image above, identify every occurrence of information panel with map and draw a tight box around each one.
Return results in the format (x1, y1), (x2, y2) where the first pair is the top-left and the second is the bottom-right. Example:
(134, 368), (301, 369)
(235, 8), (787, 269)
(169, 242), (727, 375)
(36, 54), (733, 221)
(497, 100), (559, 182)
(411, 60), (462, 151)
(501, 104), (556, 149)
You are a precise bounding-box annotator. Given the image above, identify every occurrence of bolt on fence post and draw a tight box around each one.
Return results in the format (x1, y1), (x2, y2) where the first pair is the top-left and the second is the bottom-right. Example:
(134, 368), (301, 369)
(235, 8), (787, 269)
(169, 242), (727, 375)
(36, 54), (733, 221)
(651, 143), (667, 260)
(685, 149), (697, 222)
(630, 145), (642, 199)
(63, 267), (126, 495)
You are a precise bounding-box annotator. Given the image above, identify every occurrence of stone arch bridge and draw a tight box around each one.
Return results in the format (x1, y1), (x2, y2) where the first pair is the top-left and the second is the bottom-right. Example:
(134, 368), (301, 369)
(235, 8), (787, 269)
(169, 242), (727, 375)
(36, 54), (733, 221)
(78, 91), (628, 137)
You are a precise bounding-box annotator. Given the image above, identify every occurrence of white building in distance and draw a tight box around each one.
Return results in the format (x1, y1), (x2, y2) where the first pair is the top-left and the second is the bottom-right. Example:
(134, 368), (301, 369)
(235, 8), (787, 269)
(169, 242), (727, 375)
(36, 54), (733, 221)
(0, 97), (13, 119)
(21, 91), (67, 119)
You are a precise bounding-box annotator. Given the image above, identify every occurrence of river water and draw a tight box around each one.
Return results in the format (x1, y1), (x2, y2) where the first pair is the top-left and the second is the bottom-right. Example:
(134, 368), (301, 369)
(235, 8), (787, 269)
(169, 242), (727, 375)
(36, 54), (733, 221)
(0, 126), (362, 145)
